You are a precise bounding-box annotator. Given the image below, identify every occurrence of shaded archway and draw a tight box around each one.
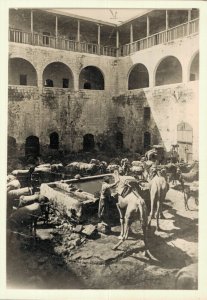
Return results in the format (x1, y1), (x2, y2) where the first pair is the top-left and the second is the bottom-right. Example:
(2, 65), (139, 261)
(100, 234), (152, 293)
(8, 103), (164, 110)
(128, 64), (149, 90)
(144, 132), (151, 149)
(49, 132), (59, 150)
(8, 136), (17, 156)
(83, 134), (95, 151)
(155, 56), (182, 86)
(25, 136), (40, 156)
(116, 132), (123, 149)
(177, 122), (193, 163)
(79, 66), (104, 90)
(9, 58), (37, 86)
(43, 62), (74, 88)
(189, 52), (199, 81)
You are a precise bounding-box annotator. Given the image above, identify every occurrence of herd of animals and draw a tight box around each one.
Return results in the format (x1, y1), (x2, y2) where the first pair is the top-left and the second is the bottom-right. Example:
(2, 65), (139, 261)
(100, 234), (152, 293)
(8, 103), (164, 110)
(6, 151), (199, 289)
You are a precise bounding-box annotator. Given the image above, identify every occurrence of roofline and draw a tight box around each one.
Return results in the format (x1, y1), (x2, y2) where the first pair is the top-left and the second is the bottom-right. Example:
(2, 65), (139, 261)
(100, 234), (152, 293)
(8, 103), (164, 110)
(39, 8), (157, 28)
(42, 9), (117, 27)
(117, 9), (154, 26)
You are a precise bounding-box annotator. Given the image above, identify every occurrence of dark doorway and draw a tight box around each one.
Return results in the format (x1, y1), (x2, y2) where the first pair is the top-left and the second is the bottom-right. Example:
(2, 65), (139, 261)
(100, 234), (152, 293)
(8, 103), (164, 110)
(84, 82), (91, 89)
(49, 132), (59, 150)
(8, 136), (16, 156)
(83, 134), (95, 151)
(44, 79), (53, 87)
(144, 132), (151, 149)
(63, 78), (69, 88)
(20, 74), (27, 85)
(25, 136), (40, 157)
(116, 132), (123, 149)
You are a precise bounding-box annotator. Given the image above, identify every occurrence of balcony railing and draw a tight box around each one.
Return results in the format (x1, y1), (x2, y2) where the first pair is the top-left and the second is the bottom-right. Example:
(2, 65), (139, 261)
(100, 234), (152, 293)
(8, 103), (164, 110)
(121, 18), (199, 56)
(9, 28), (117, 57)
(9, 18), (198, 57)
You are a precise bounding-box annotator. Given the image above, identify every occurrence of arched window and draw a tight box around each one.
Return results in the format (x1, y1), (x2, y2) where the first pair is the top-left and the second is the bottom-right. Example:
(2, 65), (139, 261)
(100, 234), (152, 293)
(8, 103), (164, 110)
(128, 64), (149, 90)
(25, 136), (40, 156)
(189, 53), (199, 81)
(79, 66), (104, 90)
(144, 132), (151, 149)
(49, 132), (59, 149)
(155, 56), (182, 86)
(116, 132), (123, 149)
(9, 58), (37, 86)
(43, 62), (73, 88)
(83, 134), (95, 151)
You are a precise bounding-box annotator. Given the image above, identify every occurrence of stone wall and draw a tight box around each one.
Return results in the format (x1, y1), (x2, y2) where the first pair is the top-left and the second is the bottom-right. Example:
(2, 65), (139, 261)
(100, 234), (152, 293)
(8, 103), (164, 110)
(8, 31), (199, 160)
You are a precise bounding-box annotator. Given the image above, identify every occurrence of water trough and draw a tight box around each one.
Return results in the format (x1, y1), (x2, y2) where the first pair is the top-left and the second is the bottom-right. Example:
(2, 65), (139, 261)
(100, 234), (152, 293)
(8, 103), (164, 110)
(40, 174), (114, 222)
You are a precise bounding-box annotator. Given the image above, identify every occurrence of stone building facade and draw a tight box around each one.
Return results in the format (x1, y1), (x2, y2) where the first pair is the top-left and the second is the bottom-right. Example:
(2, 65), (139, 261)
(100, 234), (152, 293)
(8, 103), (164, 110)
(8, 8), (199, 161)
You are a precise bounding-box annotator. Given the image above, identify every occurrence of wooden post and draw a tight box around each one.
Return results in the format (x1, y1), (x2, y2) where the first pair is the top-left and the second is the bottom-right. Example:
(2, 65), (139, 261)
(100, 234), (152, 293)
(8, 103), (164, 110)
(97, 24), (101, 55)
(187, 9), (191, 35)
(130, 23), (133, 53)
(31, 10), (33, 44)
(55, 15), (58, 48)
(146, 15), (150, 47)
(116, 29), (119, 57)
(77, 20), (80, 42)
(77, 20), (80, 51)
(166, 10), (169, 42)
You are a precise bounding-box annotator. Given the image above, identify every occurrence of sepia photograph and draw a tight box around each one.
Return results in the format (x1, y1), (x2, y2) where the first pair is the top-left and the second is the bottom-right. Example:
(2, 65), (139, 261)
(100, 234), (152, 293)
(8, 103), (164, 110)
(1, 0), (207, 299)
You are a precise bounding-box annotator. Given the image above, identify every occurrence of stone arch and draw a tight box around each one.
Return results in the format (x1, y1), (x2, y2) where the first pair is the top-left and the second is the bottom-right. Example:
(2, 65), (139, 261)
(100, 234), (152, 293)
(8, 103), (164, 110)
(83, 134), (95, 151)
(79, 66), (105, 90)
(49, 132), (59, 149)
(43, 62), (74, 88)
(8, 136), (17, 156)
(189, 51), (199, 81)
(25, 135), (40, 157)
(9, 57), (37, 86)
(155, 56), (182, 86)
(128, 63), (149, 90)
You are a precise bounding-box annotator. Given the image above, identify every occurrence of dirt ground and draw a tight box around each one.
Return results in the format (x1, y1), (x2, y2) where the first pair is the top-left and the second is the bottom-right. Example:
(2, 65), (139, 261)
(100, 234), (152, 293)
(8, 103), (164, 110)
(6, 184), (198, 290)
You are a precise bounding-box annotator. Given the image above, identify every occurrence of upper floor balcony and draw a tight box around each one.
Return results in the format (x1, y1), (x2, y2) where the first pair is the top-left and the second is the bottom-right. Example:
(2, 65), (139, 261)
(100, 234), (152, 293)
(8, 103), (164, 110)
(9, 8), (199, 58)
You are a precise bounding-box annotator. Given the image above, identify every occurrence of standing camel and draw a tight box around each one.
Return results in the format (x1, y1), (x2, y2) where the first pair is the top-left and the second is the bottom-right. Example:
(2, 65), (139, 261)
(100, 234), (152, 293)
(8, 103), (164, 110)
(147, 167), (169, 231)
(112, 170), (153, 258)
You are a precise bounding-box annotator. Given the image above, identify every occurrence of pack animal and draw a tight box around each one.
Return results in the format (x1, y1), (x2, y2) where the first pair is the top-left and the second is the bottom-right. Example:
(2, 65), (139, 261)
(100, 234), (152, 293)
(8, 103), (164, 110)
(112, 171), (155, 259)
(148, 168), (169, 231)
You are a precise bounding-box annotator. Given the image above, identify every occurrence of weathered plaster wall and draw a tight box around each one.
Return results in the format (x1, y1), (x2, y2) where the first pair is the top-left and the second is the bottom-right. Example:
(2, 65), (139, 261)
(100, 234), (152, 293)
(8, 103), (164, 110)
(8, 33), (199, 160)
(112, 82), (198, 158)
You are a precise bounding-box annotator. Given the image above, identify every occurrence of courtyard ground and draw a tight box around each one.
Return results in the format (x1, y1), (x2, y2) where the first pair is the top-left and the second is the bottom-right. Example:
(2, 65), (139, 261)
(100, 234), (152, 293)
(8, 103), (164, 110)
(6, 185), (198, 290)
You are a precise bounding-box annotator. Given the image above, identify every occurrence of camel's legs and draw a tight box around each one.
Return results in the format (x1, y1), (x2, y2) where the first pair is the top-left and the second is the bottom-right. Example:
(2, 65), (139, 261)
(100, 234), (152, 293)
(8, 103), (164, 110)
(156, 200), (161, 231)
(159, 199), (165, 219)
(116, 203), (125, 239)
(123, 216), (130, 240)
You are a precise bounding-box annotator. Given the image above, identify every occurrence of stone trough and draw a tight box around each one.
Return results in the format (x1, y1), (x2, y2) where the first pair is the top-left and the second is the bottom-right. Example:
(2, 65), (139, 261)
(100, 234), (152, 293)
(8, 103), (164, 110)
(40, 174), (114, 222)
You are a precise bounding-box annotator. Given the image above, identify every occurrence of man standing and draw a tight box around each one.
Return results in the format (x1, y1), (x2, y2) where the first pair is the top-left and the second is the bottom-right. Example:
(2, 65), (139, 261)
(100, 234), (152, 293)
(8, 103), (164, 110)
(98, 176), (120, 227)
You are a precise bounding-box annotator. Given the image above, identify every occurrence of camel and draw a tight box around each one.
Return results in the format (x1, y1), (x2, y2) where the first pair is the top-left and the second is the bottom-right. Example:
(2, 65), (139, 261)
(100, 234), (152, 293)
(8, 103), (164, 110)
(112, 171), (154, 259)
(147, 167), (169, 231)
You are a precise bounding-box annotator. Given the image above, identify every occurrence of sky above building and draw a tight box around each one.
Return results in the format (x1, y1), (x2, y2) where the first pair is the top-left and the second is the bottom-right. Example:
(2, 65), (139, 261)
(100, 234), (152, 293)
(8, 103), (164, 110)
(52, 8), (151, 25)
